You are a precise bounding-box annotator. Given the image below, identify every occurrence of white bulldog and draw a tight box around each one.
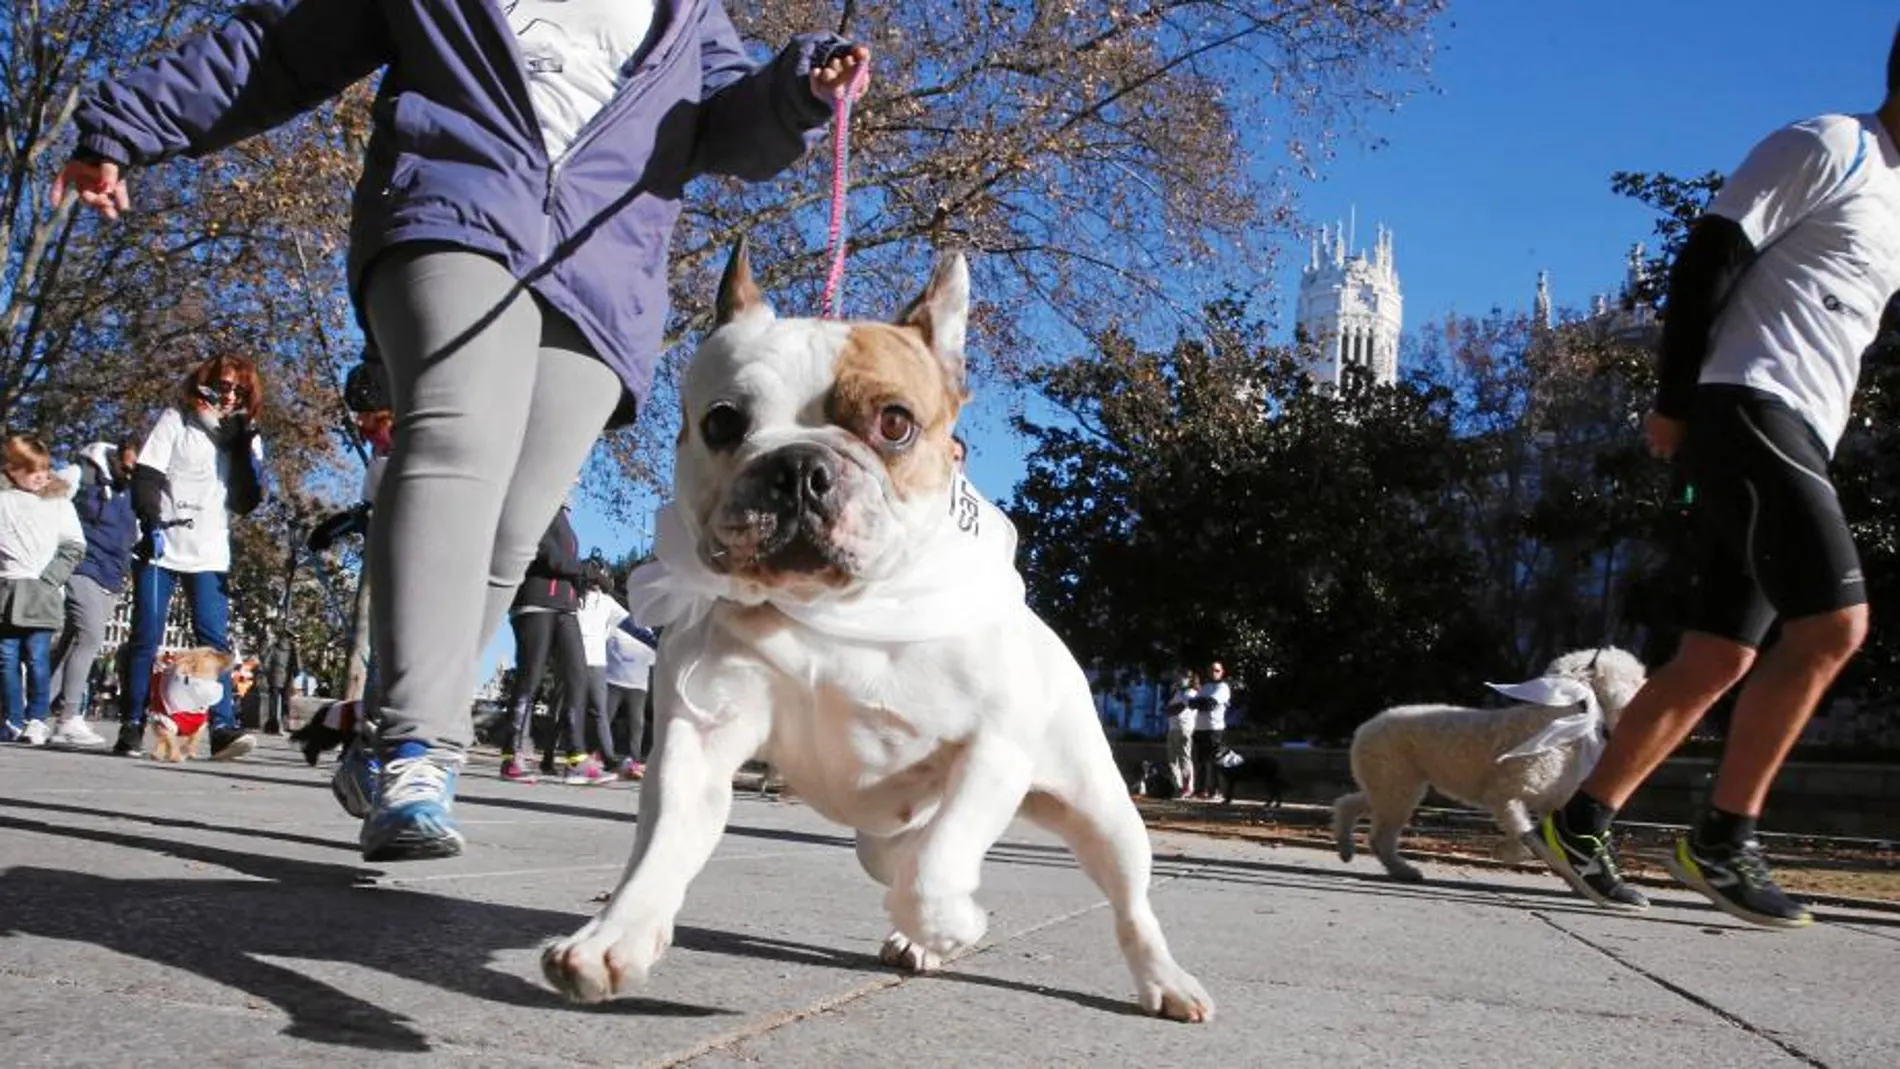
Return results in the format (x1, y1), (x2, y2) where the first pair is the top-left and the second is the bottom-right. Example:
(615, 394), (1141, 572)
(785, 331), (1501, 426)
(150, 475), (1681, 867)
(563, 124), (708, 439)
(540, 241), (1213, 1022)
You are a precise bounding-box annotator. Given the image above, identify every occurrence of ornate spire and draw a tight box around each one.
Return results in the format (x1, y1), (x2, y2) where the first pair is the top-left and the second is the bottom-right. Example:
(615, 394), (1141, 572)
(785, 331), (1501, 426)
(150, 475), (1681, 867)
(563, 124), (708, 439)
(1534, 270), (1552, 330)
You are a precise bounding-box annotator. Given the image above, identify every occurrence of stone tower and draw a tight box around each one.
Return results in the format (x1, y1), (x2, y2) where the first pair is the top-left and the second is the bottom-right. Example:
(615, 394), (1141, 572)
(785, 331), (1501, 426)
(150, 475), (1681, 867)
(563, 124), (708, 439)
(1295, 217), (1403, 388)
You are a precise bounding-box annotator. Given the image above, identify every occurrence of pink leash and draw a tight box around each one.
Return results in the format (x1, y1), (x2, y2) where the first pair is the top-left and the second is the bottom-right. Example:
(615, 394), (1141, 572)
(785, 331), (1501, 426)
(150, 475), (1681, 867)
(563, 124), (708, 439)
(819, 58), (872, 320)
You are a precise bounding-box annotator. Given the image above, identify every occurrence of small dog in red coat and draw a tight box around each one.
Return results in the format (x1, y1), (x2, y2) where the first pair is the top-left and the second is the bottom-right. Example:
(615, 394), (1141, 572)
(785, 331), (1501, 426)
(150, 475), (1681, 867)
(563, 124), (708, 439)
(147, 648), (235, 762)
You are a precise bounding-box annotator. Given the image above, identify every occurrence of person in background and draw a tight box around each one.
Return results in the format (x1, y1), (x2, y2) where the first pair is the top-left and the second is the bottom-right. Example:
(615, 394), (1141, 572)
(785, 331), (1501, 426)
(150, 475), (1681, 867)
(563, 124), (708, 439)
(1190, 661), (1232, 800)
(1164, 668), (1200, 798)
(46, 439), (138, 746)
(302, 354), (397, 817)
(500, 503), (607, 785)
(574, 557), (632, 771)
(85, 655), (114, 718)
(1530, 35), (1900, 927)
(258, 634), (297, 734)
(0, 435), (86, 745)
(115, 354), (266, 760)
(604, 604), (658, 780)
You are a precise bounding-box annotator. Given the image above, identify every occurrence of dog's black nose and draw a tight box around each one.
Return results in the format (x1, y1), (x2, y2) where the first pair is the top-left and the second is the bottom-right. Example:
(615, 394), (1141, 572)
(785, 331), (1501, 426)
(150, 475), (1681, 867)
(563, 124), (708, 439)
(767, 444), (837, 514)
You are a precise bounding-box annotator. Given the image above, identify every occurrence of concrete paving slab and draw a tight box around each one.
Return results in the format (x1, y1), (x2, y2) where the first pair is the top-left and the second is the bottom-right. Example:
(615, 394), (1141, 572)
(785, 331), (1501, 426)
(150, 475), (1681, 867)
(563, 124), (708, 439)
(1, 741), (1890, 1067)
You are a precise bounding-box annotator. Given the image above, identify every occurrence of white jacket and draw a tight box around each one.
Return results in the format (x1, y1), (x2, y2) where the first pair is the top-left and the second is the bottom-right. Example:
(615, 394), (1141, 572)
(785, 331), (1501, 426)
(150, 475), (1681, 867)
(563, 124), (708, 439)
(0, 484), (84, 581)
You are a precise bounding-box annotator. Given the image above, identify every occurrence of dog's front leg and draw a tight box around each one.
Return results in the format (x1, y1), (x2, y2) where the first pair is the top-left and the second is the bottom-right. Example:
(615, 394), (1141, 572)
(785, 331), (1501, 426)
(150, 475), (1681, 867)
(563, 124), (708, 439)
(886, 734), (1032, 957)
(541, 707), (767, 1003)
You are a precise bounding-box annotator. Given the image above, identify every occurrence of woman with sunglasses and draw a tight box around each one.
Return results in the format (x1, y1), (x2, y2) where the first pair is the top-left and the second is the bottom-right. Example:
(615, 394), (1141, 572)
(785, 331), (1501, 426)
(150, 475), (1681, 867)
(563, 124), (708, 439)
(113, 354), (267, 760)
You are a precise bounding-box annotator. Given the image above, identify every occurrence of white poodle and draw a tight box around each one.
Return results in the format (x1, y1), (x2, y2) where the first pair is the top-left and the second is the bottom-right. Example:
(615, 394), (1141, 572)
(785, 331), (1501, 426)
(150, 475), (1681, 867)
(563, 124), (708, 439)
(1332, 647), (1647, 882)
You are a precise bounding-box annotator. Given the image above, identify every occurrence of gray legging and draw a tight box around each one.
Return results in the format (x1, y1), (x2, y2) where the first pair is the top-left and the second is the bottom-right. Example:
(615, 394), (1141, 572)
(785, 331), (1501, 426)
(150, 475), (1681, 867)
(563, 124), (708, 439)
(49, 574), (114, 719)
(364, 244), (622, 755)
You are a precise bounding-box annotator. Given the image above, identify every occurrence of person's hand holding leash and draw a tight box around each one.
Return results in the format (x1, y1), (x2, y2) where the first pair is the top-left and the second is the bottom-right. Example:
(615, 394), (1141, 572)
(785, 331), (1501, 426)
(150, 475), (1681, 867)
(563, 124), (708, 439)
(810, 45), (870, 101)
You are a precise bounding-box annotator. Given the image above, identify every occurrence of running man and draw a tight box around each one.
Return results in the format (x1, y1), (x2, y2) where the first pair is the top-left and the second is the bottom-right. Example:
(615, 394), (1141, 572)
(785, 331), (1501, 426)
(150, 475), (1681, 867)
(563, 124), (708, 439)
(1530, 26), (1900, 928)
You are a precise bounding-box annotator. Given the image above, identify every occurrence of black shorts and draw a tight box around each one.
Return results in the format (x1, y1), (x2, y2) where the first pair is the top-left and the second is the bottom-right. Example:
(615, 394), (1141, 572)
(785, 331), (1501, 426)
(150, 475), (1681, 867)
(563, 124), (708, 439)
(1675, 385), (1865, 647)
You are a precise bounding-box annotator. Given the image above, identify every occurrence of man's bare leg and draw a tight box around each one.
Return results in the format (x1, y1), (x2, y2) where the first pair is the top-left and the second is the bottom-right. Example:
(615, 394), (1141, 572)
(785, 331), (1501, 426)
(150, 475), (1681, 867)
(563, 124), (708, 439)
(1580, 632), (1757, 810)
(1710, 606), (1867, 816)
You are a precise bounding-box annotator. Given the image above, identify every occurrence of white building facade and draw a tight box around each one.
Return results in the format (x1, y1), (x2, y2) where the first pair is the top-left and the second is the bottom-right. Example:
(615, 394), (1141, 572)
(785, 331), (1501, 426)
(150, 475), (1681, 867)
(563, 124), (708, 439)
(1295, 220), (1403, 388)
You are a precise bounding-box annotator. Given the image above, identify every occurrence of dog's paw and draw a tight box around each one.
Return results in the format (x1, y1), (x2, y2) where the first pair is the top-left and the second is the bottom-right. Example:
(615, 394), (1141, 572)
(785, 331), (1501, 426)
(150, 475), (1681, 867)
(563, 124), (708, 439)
(1383, 864), (1427, 883)
(1495, 836), (1531, 865)
(540, 915), (673, 1003)
(887, 890), (988, 955)
(1137, 961), (1215, 1024)
(877, 931), (943, 973)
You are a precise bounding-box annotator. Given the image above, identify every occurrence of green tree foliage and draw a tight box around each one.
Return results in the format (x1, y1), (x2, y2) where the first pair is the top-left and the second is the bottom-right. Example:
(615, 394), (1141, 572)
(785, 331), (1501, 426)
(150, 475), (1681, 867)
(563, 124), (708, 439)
(1010, 301), (1512, 740)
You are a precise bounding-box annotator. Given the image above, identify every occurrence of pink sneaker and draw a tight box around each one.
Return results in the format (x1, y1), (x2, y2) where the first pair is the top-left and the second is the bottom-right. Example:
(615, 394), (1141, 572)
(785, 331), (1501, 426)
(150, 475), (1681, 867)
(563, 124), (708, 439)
(618, 759), (645, 781)
(563, 756), (613, 786)
(500, 757), (539, 784)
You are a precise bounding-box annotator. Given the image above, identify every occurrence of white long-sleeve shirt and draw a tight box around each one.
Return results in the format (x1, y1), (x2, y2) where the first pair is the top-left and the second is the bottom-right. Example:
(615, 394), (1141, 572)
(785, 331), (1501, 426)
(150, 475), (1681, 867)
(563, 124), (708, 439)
(0, 485), (84, 580)
(576, 589), (629, 667)
(1195, 681), (1231, 732)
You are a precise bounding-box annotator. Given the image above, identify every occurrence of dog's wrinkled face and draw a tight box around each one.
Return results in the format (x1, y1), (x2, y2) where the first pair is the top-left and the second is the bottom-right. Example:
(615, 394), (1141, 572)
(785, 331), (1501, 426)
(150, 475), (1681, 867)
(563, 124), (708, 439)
(675, 240), (971, 596)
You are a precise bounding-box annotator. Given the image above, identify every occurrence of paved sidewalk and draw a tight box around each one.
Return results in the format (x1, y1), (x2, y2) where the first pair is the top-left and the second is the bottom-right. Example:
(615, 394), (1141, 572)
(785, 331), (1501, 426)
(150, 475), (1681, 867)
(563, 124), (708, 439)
(1, 742), (1894, 1068)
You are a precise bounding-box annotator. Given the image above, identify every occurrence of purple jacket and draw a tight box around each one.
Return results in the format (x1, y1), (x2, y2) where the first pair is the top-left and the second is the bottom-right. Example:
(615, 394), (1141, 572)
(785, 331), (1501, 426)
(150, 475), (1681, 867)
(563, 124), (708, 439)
(72, 0), (845, 416)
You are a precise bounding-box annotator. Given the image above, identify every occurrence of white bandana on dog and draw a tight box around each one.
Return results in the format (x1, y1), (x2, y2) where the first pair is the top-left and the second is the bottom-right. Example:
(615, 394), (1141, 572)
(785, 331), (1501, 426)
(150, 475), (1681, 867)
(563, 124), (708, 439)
(1487, 675), (1605, 770)
(628, 474), (1027, 644)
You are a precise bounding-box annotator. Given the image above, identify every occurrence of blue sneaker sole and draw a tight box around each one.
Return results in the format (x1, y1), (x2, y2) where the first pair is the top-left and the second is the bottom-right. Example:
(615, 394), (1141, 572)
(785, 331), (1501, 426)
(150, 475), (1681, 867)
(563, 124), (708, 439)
(362, 832), (464, 863)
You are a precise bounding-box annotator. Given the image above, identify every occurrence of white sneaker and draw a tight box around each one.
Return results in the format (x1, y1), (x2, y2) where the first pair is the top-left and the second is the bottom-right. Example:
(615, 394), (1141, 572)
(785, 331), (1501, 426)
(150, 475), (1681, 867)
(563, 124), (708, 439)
(19, 720), (50, 746)
(49, 716), (106, 747)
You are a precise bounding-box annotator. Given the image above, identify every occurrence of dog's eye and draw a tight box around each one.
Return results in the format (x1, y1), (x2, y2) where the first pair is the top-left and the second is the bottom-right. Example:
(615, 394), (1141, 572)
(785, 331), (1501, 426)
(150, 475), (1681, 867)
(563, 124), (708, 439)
(700, 403), (748, 452)
(873, 405), (916, 449)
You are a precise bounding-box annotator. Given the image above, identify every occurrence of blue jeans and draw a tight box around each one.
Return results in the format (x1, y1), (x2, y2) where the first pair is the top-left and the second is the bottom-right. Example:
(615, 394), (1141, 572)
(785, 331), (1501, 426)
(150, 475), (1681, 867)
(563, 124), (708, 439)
(0, 627), (53, 731)
(120, 563), (235, 731)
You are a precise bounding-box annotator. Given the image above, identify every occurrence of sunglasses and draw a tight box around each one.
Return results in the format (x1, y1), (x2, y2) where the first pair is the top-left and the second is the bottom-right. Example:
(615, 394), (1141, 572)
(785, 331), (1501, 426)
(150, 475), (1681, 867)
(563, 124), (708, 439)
(196, 380), (249, 405)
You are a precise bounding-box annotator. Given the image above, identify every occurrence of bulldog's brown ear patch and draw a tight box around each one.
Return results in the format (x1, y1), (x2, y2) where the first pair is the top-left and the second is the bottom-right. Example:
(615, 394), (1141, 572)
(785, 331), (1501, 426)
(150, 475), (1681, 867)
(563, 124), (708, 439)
(831, 324), (961, 498)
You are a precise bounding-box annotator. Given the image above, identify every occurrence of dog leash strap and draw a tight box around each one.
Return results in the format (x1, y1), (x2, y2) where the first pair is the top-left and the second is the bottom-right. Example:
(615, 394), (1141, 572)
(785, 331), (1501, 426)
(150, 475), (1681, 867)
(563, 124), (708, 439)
(819, 57), (872, 320)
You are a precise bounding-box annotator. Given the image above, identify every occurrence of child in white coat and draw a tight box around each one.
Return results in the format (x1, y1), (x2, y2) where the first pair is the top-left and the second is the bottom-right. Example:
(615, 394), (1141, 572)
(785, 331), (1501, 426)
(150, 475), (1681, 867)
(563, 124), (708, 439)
(0, 435), (86, 744)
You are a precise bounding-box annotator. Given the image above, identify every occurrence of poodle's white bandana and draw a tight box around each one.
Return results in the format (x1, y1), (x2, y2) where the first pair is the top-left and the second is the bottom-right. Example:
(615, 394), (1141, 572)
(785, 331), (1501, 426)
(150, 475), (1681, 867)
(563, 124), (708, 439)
(1488, 675), (1605, 770)
(628, 474), (1026, 644)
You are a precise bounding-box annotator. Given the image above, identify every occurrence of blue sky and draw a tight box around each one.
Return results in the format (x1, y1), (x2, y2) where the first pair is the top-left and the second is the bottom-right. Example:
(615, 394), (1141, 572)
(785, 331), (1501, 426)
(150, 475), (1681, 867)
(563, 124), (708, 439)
(508, 1), (1896, 677)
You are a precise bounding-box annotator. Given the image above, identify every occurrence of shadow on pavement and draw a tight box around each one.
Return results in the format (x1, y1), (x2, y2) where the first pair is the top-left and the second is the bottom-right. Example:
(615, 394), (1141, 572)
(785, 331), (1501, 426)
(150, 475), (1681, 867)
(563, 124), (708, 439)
(0, 818), (761, 1052)
(0, 814), (1170, 1044)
